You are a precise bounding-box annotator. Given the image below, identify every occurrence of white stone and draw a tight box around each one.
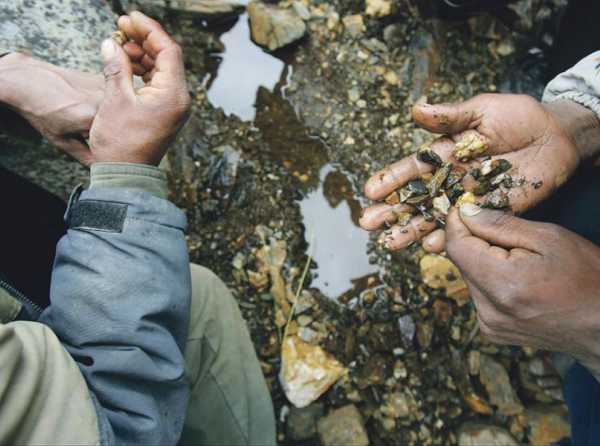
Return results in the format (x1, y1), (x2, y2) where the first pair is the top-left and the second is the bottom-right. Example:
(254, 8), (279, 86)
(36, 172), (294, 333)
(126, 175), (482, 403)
(280, 336), (348, 408)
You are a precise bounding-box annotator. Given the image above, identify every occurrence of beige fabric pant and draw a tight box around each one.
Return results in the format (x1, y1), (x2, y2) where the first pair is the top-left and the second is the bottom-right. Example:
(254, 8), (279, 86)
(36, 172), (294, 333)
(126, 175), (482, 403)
(181, 264), (276, 446)
(0, 264), (275, 445)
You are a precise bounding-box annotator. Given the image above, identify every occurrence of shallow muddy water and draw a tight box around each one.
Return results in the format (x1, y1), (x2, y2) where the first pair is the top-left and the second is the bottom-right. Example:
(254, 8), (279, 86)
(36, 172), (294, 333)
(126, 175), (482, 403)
(203, 12), (379, 299)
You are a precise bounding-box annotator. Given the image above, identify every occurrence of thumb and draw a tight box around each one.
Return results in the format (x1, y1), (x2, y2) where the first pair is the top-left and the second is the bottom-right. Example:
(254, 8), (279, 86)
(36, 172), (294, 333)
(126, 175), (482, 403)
(100, 38), (135, 101)
(458, 204), (543, 252)
(412, 99), (480, 134)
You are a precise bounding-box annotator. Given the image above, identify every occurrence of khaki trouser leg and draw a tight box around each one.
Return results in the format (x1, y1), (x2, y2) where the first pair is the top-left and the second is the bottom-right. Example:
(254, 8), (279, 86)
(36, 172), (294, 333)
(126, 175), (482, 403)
(181, 264), (276, 446)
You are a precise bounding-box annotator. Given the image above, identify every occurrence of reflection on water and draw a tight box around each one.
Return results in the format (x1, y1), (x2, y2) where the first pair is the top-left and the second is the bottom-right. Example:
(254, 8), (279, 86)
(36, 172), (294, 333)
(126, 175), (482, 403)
(203, 14), (379, 299)
(205, 13), (285, 121)
(300, 164), (378, 298)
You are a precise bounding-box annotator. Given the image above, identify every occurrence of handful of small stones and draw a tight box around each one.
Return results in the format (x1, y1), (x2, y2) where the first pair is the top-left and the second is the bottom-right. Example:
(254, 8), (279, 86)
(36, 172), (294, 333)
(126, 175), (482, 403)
(384, 133), (519, 234)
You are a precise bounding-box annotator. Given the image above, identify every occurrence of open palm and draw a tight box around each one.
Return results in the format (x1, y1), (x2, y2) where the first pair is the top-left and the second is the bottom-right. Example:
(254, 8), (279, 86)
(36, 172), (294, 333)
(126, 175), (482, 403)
(359, 94), (580, 252)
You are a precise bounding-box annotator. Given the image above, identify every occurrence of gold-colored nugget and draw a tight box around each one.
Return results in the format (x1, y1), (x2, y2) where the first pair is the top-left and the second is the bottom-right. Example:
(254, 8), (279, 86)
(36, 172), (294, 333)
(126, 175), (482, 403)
(111, 30), (128, 46)
(453, 133), (488, 162)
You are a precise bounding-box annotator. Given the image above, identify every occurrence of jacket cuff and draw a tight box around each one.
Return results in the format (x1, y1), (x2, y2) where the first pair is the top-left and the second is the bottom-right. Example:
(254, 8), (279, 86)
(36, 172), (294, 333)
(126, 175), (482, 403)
(543, 51), (600, 117)
(90, 162), (169, 200)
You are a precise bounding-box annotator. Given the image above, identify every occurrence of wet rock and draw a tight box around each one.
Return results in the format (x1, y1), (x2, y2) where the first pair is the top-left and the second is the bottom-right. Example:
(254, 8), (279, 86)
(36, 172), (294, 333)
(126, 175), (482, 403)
(280, 335), (347, 408)
(317, 405), (369, 446)
(367, 322), (399, 352)
(357, 353), (391, 389)
(365, 0), (391, 17)
(468, 350), (481, 376)
(526, 405), (570, 445)
(408, 28), (441, 101)
(299, 326), (319, 344)
(360, 286), (392, 321)
(0, 0), (116, 71)
(292, 1), (310, 21)
(519, 359), (563, 403)
(208, 145), (241, 201)
(479, 355), (524, 416)
(393, 359), (408, 380)
(381, 391), (415, 418)
(248, 1), (307, 51)
(120, 0), (245, 17)
(297, 315), (313, 326)
(295, 290), (316, 315)
(458, 422), (518, 446)
(420, 255), (470, 305)
(416, 321), (434, 350)
(432, 299), (452, 324)
(397, 314), (416, 348)
(342, 15), (366, 37)
(256, 237), (293, 319)
(287, 403), (325, 441)
(450, 348), (493, 415)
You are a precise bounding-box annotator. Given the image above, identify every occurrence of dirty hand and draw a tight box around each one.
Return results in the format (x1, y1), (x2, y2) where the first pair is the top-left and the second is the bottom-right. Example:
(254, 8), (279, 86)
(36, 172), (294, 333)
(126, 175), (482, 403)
(360, 94), (600, 252)
(0, 52), (104, 164)
(89, 11), (190, 166)
(447, 204), (600, 381)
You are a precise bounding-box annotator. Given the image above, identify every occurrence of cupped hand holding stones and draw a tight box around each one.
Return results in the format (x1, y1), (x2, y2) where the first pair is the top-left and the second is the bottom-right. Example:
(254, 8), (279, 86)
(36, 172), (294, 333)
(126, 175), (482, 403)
(359, 94), (593, 252)
(446, 204), (600, 382)
(89, 11), (190, 166)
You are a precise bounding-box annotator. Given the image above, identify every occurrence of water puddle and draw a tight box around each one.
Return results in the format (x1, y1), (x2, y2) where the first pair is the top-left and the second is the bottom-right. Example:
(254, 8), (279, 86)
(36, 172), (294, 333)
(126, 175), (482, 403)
(300, 164), (378, 298)
(203, 13), (286, 122)
(204, 13), (379, 299)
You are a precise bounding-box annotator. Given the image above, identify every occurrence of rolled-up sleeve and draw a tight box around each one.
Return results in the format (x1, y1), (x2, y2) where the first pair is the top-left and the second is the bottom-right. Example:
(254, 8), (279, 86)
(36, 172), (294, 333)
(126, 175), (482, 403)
(543, 51), (600, 117)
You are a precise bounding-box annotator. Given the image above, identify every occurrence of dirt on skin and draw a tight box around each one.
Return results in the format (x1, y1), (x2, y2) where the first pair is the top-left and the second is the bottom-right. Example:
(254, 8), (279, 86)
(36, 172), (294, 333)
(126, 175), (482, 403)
(0, 1), (571, 445)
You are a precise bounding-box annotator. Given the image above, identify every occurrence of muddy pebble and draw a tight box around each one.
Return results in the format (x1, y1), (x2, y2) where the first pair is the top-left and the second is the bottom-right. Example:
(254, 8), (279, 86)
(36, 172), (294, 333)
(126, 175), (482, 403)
(287, 403), (325, 441)
(479, 354), (524, 416)
(458, 422), (518, 446)
(317, 405), (369, 446)
(526, 404), (570, 445)
(397, 315), (416, 348)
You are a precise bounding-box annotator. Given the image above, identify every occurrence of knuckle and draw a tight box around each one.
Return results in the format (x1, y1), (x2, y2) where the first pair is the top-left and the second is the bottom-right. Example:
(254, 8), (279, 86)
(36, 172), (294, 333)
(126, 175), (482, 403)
(103, 62), (123, 80)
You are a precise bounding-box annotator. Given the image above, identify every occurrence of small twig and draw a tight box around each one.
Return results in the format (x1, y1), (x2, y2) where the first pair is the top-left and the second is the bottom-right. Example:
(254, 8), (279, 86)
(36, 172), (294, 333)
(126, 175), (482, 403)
(283, 231), (314, 343)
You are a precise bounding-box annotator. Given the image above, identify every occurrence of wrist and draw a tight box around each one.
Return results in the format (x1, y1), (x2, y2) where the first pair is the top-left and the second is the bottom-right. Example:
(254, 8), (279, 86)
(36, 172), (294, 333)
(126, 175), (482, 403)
(544, 100), (600, 160)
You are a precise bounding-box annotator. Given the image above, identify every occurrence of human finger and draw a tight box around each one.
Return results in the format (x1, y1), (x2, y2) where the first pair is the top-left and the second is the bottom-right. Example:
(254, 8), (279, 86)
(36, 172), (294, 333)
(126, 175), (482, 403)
(123, 41), (145, 61)
(132, 62), (147, 76)
(422, 229), (445, 253)
(359, 203), (414, 231)
(100, 38), (135, 100)
(117, 15), (144, 44)
(364, 137), (456, 200)
(141, 53), (155, 71)
(412, 98), (483, 134)
(129, 11), (174, 56)
(445, 207), (507, 288)
(381, 215), (437, 250)
(458, 204), (547, 253)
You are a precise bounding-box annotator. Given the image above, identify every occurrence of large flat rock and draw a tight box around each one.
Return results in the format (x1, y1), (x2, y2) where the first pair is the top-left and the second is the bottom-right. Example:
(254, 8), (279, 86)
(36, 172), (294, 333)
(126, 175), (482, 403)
(0, 0), (116, 72)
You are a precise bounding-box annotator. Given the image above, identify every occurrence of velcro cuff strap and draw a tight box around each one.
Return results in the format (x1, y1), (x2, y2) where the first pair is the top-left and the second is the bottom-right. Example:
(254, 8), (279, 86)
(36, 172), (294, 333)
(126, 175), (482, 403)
(67, 199), (128, 233)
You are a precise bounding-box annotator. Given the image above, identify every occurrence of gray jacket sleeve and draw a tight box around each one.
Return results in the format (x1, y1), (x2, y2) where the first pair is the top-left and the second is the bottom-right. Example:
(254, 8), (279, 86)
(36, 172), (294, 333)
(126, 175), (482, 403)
(543, 51), (600, 115)
(39, 186), (191, 446)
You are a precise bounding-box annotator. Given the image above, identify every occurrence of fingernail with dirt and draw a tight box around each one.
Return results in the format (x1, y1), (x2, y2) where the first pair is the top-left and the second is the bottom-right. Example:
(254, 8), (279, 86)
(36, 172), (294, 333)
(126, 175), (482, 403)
(459, 203), (482, 217)
(101, 39), (117, 62)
